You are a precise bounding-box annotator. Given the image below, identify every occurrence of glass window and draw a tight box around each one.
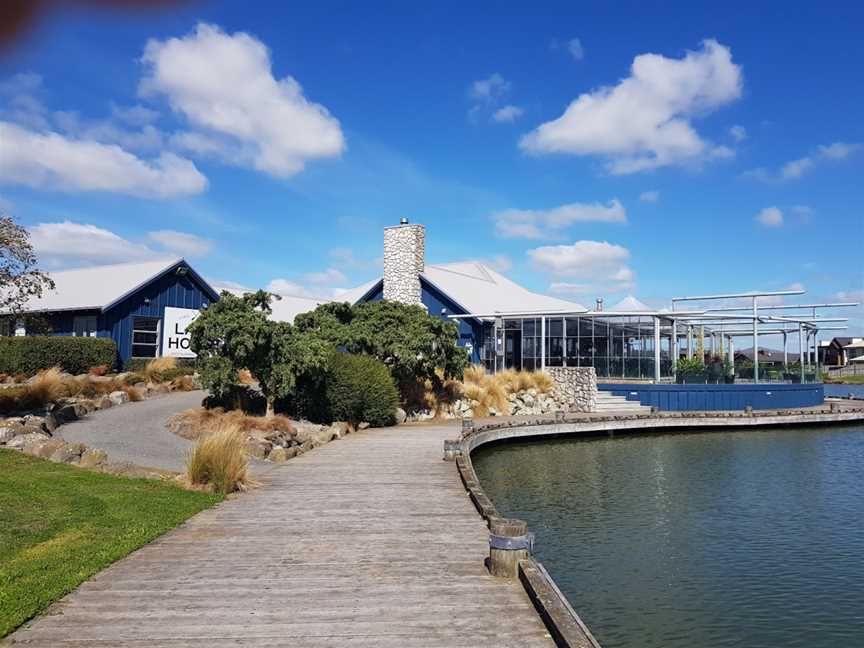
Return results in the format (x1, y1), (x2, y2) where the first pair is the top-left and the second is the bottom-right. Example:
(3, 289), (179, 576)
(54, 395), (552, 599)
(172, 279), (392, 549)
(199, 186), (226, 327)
(73, 315), (98, 337)
(132, 317), (160, 358)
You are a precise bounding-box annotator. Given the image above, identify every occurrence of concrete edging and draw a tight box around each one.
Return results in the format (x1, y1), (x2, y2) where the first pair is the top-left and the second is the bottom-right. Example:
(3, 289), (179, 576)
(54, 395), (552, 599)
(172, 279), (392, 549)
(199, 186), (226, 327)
(451, 405), (864, 648)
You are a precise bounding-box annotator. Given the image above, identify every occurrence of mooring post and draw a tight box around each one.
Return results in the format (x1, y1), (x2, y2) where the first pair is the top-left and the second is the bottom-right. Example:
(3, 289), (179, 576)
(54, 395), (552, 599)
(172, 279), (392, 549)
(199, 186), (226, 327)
(489, 517), (532, 578)
(443, 439), (461, 461)
(461, 417), (474, 436)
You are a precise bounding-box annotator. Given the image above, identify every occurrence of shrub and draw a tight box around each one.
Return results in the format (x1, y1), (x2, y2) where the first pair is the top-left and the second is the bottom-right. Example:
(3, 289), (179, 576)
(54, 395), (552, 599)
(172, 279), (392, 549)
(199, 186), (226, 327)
(674, 357), (706, 375)
(186, 420), (248, 494)
(324, 353), (399, 427)
(0, 336), (116, 376)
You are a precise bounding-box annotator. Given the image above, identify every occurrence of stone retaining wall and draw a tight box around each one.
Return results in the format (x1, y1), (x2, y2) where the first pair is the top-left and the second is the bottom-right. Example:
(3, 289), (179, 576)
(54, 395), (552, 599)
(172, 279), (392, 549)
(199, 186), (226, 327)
(546, 367), (597, 413)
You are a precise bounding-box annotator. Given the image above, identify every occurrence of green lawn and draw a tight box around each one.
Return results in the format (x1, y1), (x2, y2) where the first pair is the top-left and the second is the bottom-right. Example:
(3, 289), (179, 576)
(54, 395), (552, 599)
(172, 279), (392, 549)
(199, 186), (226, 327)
(825, 375), (864, 384)
(0, 450), (223, 637)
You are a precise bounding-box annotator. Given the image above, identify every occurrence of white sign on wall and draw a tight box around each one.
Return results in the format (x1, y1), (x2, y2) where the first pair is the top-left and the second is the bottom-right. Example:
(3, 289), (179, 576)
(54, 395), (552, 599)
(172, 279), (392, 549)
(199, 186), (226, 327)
(162, 307), (200, 358)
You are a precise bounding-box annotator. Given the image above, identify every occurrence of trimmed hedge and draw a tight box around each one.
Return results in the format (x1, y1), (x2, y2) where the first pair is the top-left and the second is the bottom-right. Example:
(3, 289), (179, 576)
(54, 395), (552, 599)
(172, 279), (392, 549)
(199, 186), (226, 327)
(124, 357), (197, 373)
(325, 353), (399, 427)
(0, 336), (117, 376)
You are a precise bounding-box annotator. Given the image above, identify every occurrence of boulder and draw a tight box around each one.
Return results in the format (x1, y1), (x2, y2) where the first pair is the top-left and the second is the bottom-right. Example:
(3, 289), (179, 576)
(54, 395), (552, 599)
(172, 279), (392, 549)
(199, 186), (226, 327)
(394, 408), (407, 425)
(358, 421), (370, 430)
(108, 390), (129, 406)
(294, 421), (327, 444)
(6, 432), (49, 450)
(96, 395), (113, 410)
(79, 448), (108, 468)
(329, 421), (350, 439)
(299, 440), (314, 454)
(267, 446), (289, 462)
(28, 438), (65, 459)
(244, 438), (271, 460)
(49, 442), (85, 464)
(52, 402), (80, 424)
(0, 420), (25, 444)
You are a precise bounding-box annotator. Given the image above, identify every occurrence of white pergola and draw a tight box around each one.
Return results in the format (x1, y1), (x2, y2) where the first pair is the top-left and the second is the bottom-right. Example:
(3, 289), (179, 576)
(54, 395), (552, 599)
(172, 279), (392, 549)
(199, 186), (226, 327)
(448, 290), (859, 384)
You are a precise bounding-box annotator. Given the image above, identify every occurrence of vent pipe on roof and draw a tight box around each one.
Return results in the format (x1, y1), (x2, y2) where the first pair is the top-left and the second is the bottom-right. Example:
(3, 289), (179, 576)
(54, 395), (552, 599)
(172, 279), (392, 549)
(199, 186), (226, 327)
(383, 219), (425, 307)
(596, 298), (604, 312)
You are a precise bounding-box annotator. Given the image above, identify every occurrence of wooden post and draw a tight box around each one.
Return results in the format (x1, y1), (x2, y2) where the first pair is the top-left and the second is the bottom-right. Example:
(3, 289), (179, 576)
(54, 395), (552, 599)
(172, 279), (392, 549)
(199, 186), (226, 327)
(488, 517), (531, 578)
(461, 417), (474, 435)
(443, 439), (461, 461)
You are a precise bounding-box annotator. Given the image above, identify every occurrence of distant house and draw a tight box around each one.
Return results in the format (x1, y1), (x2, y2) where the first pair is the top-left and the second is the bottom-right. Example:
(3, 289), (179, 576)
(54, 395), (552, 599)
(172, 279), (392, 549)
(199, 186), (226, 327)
(6, 258), (219, 367)
(822, 337), (863, 366)
(735, 348), (787, 366)
(844, 340), (864, 363)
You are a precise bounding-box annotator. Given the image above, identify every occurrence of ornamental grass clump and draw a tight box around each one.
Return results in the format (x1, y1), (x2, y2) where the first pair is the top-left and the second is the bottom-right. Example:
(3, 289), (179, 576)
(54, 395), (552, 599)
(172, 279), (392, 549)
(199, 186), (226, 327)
(140, 356), (177, 383)
(168, 406), (296, 441)
(186, 420), (249, 494)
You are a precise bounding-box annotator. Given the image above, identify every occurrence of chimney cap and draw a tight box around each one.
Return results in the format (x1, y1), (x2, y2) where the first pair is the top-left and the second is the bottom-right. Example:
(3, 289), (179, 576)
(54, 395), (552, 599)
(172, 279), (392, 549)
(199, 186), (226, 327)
(399, 217), (409, 225)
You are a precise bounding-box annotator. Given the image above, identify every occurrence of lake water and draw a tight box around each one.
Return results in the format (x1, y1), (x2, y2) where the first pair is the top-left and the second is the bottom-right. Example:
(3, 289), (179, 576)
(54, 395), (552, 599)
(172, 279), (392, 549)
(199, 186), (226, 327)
(473, 425), (864, 648)
(824, 383), (864, 399)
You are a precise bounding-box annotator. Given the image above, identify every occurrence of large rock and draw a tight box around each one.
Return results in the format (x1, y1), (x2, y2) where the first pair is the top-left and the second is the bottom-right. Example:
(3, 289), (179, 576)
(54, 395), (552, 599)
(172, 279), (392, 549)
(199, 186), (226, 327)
(0, 420), (25, 444)
(6, 432), (49, 450)
(294, 421), (328, 445)
(108, 390), (129, 406)
(79, 448), (108, 468)
(95, 395), (113, 410)
(27, 437), (65, 459)
(267, 446), (291, 462)
(329, 421), (350, 440)
(51, 402), (81, 424)
(394, 408), (407, 425)
(244, 438), (271, 460)
(49, 442), (85, 464)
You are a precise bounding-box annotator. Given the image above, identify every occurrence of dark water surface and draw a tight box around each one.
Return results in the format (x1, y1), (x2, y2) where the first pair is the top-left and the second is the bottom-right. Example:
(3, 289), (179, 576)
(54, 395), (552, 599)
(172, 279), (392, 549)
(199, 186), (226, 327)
(473, 425), (864, 648)
(824, 383), (864, 399)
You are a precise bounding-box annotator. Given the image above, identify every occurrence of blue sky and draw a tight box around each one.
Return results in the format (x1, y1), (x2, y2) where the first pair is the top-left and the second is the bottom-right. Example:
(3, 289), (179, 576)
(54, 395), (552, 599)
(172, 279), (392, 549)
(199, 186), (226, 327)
(0, 1), (861, 337)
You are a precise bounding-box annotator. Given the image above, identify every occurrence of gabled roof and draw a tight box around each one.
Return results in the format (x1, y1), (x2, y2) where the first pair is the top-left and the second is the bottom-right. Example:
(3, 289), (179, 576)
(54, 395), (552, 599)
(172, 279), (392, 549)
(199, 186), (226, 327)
(268, 293), (332, 324)
(610, 295), (651, 312)
(19, 258), (218, 313)
(338, 261), (585, 317)
(843, 340), (864, 349)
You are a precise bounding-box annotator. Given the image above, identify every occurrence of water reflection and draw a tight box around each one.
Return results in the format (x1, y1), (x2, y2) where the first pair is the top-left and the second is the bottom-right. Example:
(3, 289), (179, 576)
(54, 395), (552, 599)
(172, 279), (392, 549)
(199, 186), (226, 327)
(473, 426), (864, 648)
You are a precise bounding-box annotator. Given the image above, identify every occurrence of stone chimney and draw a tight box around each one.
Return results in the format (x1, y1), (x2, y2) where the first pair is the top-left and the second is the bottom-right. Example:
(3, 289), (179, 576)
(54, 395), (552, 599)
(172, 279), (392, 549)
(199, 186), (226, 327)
(383, 218), (425, 306)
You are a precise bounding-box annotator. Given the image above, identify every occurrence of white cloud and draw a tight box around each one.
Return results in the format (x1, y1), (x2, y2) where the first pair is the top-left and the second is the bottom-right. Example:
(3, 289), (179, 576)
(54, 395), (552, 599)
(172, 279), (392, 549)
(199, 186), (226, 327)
(492, 105), (524, 123)
(528, 240), (633, 283)
(0, 121), (207, 198)
(469, 73), (510, 102)
(745, 141), (861, 182)
(729, 124), (747, 142)
(494, 199), (626, 239)
(781, 157), (814, 180)
(266, 278), (311, 297)
(328, 247), (382, 270)
(140, 22), (345, 178)
(639, 190), (660, 203)
(110, 103), (160, 126)
(29, 221), (156, 268)
(208, 278), (252, 295)
(520, 39), (742, 174)
(567, 38), (584, 61)
(148, 229), (214, 257)
(303, 267), (347, 285)
(53, 110), (165, 151)
(756, 206), (783, 227)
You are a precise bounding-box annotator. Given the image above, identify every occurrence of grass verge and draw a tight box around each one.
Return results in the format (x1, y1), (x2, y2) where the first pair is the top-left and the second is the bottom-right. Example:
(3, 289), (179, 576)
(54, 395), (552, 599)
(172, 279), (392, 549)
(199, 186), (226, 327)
(0, 449), (223, 637)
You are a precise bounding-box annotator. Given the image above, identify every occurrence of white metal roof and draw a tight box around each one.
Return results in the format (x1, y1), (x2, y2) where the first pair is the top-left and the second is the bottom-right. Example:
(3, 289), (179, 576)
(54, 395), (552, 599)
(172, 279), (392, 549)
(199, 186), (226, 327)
(610, 295), (652, 312)
(19, 258), (205, 313)
(337, 262), (585, 318)
(268, 293), (332, 324)
(843, 339), (864, 349)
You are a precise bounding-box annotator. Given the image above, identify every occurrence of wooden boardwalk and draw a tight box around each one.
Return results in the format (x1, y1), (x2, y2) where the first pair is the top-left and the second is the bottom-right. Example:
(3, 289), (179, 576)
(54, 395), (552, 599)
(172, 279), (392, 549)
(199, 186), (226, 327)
(11, 424), (553, 647)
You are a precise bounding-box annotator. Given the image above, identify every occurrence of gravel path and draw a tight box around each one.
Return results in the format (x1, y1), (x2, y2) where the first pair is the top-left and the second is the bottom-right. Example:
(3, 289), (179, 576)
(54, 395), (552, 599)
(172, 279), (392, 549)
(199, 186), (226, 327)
(60, 390), (206, 472)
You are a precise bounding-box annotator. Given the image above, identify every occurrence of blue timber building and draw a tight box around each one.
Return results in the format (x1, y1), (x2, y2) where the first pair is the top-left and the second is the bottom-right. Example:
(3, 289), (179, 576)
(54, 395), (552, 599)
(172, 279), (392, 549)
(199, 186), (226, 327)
(14, 258), (219, 367)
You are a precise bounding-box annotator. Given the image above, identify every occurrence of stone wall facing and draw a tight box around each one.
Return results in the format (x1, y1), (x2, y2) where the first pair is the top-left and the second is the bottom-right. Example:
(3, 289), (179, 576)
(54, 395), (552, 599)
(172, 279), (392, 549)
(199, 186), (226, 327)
(546, 367), (597, 413)
(383, 223), (425, 306)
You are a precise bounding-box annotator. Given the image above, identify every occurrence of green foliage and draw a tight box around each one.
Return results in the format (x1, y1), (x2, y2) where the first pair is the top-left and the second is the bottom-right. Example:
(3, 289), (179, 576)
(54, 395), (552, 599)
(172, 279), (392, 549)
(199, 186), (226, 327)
(0, 449), (221, 637)
(188, 291), (331, 413)
(324, 353), (399, 426)
(674, 356), (706, 375)
(0, 336), (116, 376)
(124, 357), (196, 373)
(0, 214), (55, 315)
(295, 300), (469, 397)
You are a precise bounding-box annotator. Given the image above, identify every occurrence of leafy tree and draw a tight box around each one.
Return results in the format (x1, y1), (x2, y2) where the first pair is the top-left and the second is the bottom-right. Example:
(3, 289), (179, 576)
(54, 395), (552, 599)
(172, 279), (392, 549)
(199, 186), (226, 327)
(0, 214), (54, 314)
(188, 290), (331, 415)
(295, 299), (468, 395)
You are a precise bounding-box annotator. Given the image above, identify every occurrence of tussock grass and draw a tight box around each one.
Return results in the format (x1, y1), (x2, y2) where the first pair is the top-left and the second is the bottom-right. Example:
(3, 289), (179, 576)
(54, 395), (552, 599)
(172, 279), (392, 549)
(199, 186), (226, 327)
(140, 356), (177, 383)
(25, 367), (68, 406)
(432, 365), (557, 417)
(168, 407), (295, 441)
(186, 420), (249, 494)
